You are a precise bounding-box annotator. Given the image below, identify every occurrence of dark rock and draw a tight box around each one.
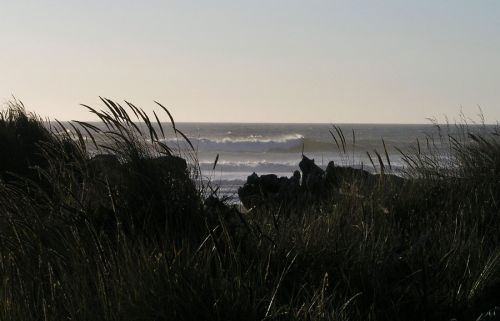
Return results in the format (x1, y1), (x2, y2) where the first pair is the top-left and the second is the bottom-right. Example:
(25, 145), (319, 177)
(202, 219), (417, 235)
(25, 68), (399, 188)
(325, 161), (371, 187)
(238, 154), (407, 211)
(238, 173), (262, 210)
(299, 155), (324, 188)
(238, 172), (300, 210)
(150, 155), (188, 174)
(259, 174), (280, 193)
(247, 172), (259, 185)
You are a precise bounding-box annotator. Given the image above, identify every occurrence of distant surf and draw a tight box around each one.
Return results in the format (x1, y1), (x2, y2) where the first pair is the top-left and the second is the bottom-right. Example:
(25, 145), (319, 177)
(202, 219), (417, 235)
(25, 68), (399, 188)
(161, 133), (309, 153)
(80, 122), (455, 191)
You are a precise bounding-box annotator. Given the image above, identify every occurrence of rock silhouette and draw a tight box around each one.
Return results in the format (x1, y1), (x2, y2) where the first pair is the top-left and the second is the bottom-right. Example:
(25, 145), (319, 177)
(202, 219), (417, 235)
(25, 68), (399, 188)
(238, 155), (405, 210)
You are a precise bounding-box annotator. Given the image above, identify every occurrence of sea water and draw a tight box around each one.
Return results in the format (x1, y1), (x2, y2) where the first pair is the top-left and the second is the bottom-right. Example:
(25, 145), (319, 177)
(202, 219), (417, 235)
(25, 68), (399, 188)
(74, 121), (492, 200)
(169, 123), (450, 198)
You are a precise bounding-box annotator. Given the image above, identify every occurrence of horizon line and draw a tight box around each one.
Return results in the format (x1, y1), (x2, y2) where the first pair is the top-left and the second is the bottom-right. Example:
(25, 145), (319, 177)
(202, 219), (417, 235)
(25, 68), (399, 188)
(53, 120), (499, 126)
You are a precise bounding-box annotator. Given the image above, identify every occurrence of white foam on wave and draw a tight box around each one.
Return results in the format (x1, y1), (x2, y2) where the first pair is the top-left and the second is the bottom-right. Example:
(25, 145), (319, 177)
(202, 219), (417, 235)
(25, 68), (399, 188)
(161, 134), (305, 152)
(199, 159), (298, 166)
(199, 160), (299, 173)
(205, 133), (304, 144)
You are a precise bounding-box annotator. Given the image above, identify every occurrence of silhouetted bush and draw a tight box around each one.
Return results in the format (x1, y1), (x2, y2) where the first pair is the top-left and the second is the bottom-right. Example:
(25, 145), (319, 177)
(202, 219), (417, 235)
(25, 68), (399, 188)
(0, 100), (53, 182)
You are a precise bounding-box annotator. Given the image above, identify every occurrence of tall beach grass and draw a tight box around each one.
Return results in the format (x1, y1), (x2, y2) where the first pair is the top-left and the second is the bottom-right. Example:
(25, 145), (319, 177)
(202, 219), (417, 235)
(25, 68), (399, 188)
(0, 99), (499, 320)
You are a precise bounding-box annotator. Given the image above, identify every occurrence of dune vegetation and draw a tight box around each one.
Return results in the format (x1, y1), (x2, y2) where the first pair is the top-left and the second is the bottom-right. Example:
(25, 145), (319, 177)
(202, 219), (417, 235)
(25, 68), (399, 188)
(0, 98), (499, 321)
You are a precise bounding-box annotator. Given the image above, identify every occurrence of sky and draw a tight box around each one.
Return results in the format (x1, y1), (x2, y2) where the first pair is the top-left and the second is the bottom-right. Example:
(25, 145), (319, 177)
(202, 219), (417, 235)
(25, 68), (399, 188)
(0, 0), (499, 123)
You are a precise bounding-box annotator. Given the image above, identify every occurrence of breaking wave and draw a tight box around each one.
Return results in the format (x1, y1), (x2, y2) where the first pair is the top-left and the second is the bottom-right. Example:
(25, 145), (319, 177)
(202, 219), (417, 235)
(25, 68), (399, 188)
(199, 160), (299, 173)
(160, 134), (338, 153)
(162, 134), (307, 152)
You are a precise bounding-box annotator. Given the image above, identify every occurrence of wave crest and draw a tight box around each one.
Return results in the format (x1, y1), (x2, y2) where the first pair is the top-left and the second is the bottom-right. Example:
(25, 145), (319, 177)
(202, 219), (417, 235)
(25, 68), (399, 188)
(162, 134), (307, 152)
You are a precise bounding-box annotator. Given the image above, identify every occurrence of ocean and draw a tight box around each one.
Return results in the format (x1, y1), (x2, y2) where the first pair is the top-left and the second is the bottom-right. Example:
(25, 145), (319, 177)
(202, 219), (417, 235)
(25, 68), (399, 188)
(63, 120), (494, 200)
(169, 123), (451, 198)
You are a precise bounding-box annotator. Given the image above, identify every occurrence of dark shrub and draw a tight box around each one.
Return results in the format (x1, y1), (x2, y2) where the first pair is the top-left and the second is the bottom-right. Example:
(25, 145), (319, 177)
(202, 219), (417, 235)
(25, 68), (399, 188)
(0, 101), (53, 181)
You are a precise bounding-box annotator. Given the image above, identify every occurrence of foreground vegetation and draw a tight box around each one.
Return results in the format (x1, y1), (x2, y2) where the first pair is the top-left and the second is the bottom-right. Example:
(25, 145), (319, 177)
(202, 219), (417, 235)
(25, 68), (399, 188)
(0, 99), (499, 321)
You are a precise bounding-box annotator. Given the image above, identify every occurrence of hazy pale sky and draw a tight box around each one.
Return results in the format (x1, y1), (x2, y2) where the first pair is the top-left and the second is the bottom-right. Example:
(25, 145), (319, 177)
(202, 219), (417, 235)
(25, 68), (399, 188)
(1, 1), (499, 123)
